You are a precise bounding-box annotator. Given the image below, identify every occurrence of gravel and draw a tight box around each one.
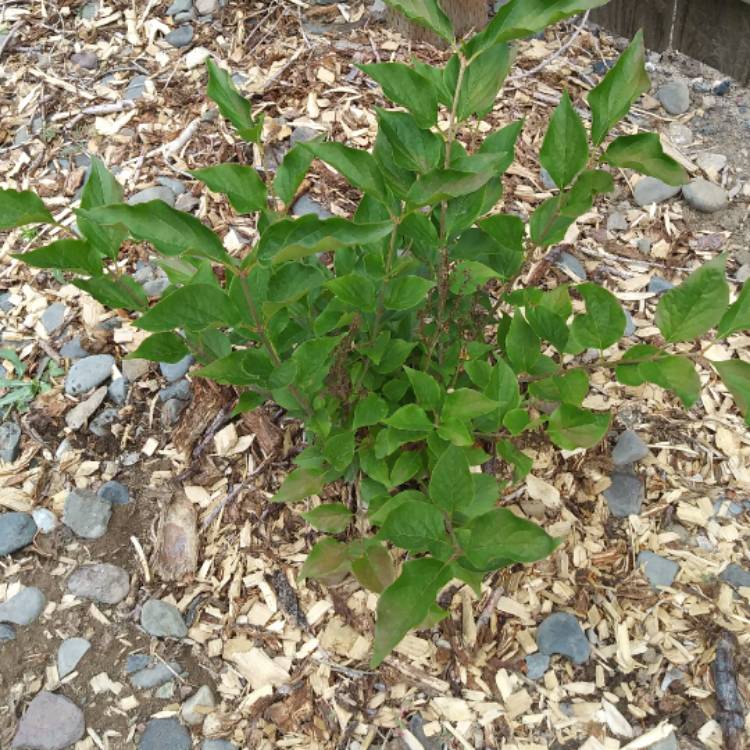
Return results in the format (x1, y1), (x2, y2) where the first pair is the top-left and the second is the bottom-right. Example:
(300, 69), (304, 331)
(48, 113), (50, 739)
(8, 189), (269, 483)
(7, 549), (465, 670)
(129, 186), (177, 207)
(122, 358), (150, 381)
(57, 637), (91, 678)
(138, 718), (191, 750)
(536, 612), (590, 664)
(0, 421), (22, 463)
(166, 0), (192, 13)
(525, 653), (550, 680)
(181, 684), (216, 725)
(67, 563), (130, 604)
(140, 599), (188, 638)
(612, 430), (649, 466)
(195, 0), (218, 13)
(603, 469), (644, 517)
(648, 276), (674, 294)
(633, 177), (681, 207)
(656, 79), (690, 115)
(162, 398), (189, 426)
(291, 194), (334, 219)
(130, 659), (184, 689)
(719, 563), (750, 589)
(40, 302), (68, 334)
(65, 385), (107, 430)
(0, 512), (37, 556)
(290, 126), (320, 145)
(98, 480), (130, 505)
(31, 508), (57, 534)
(650, 733), (679, 750)
(65, 354), (114, 395)
(60, 337), (89, 359)
(637, 551), (679, 588)
(71, 51), (98, 70)
(160, 355), (194, 382)
(124, 74), (147, 101)
(202, 742), (237, 750)
(164, 24), (194, 48)
(682, 178), (728, 213)
(63, 488), (112, 539)
(0, 623), (15, 641)
(159, 379), (192, 402)
(0, 586), (46, 625)
(108, 377), (128, 404)
(11, 691), (85, 750)
(556, 252), (587, 280)
(606, 212), (628, 232)
(89, 407), (119, 437)
(157, 176), (186, 195)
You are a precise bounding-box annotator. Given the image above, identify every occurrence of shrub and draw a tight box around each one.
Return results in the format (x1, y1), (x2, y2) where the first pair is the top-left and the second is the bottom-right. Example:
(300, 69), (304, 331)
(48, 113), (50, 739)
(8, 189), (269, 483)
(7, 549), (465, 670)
(2, 0), (748, 666)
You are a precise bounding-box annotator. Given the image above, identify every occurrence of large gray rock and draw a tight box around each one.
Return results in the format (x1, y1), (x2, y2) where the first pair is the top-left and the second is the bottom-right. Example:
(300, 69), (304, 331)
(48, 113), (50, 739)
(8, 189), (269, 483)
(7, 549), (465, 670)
(0, 512), (36, 555)
(138, 718), (191, 750)
(67, 563), (130, 604)
(57, 637), (91, 678)
(140, 599), (187, 638)
(719, 563), (750, 589)
(181, 684), (215, 725)
(63, 489), (112, 539)
(612, 430), (650, 466)
(633, 177), (681, 207)
(64, 354), (114, 395)
(0, 586), (45, 625)
(536, 612), (590, 664)
(130, 659), (184, 689)
(603, 470), (644, 517)
(637, 551), (679, 589)
(682, 178), (728, 213)
(11, 691), (85, 750)
(656, 79), (690, 115)
(0, 421), (22, 463)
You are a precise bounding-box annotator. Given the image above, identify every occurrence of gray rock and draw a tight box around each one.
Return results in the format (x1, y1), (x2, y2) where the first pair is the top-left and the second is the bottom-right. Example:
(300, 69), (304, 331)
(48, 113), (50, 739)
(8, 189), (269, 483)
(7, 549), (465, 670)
(89, 408), (119, 437)
(125, 654), (152, 673)
(682, 178), (728, 213)
(291, 194), (333, 219)
(160, 355), (194, 382)
(98, 480), (130, 505)
(60, 337), (89, 359)
(142, 277), (171, 298)
(0, 422), (22, 463)
(606, 212), (628, 232)
(0, 292), (14, 312)
(67, 563), (130, 604)
(719, 563), (750, 589)
(648, 276), (674, 294)
(65, 386), (107, 430)
(108, 377), (128, 405)
(603, 469), (644, 517)
(157, 176), (186, 195)
(65, 354), (114, 395)
(80, 1), (98, 19)
(63, 488), (112, 539)
(11, 691), (85, 750)
(202, 742), (237, 750)
(696, 152), (727, 174)
(290, 126), (320, 145)
(55, 439), (73, 461)
(637, 551), (679, 588)
(636, 238), (651, 254)
(624, 310), (635, 337)
(159, 379), (192, 402)
(633, 177), (681, 207)
(536, 612), (590, 664)
(713, 498), (743, 518)
(0, 586), (45, 625)
(713, 79), (731, 96)
(0, 623), (15, 641)
(138, 718), (191, 750)
(525, 653), (550, 680)
(657, 79), (690, 115)
(71, 51), (98, 70)
(0, 512), (37, 555)
(612, 430), (649, 466)
(155, 682), (175, 699)
(41, 303), (68, 334)
(122, 358), (150, 381)
(57, 637), (91, 678)
(649, 733), (678, 750)
(666, 122), (693, 146)
(124, 74), (148, 101)
(181, 684), (215, 725)
(166, 0), (192, 14)
(129, 186), (177, 207)
(556, 252), (587, 280)
(164, 24), (194, 48)
(175, 192), (200, 212)
(195, 0), (218, 13)
(162, 398), (188, 426)
(31, 509), (56, 534)
(140, 599), (187, 638)
(540, 167), (557, 190)
(130, 659), (184, 689)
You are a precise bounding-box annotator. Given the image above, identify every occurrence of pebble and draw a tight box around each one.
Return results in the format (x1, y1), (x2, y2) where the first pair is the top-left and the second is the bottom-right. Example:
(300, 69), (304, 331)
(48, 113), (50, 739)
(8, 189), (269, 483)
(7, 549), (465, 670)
(140, 599), (188, 638)
(55, 438), (73, 461)
(181, 684), (216, 725)
(713, 498), (743, 518)
(122, 358), (150, 381)
(142, 277), (171, 298)
(713, 79), (731, 96)
(176, 192), (199, 212)
(124, 75), (148, 101)
(556, 252), (587, 280)
(129, 186), (177, 207)
(603, 469), (644, 517)
(0, 422), (22, 463)
(195, 0), (218, 13)
(11, 691), (85, 750)
(67, 563), (130, 604)
(696, 152), (727, 177)
(41, 303), (68, 334)
(636, 238), (651, 254)
(612, 430), (649, 466)
(162, 398), (188, 426)
(536, 612), (590, 664)
(71, 51), (98, 70)
(80, 1), (98, 19)
(682, 178), (728, 213)
(159, 379), (191, 402)
(719, 563), (750, 589)
(0, 291), (14, 312)
(98, 480), (130, 505)
(649, 734), (679, 750)
(155, 682), (175, 699)
(0, 586), (46, 625)
(138, 717), (191, 750)
(291, 126), (320, 145)
(292, 194), (334, 219)
(130, 659), (184, 689)
(185, 46), (212, 69)
(0, 512), (37, 555)
(60, 337), (89, 359)
(157, 176), (186, 195)
(108, 377), (128, 405)
(623, 310), (635, 337)
(633, 177), (681, 207)
(656, 79), (690, 115)
(606, 212), (628, 232)
(65, 354), (114, 396)
(160, 355), (194, 382)
(63, 488), (112, 539)
(540, 167), (557, 190)
(57, 637), (91, 678)
(648, 276), (674, 294)
(0, 623), (15, 641)
(666, 121), (693, 146)
(525, 653), (550, 680)
(166, 0), (192, 14)
(164, 25), (194, 48)
(31, 508), (57, 534)
(66, 386), (107, 430)
(202, 742), (237, 750)
(637, 551), (679, 588)
(89, 407), (119, 437)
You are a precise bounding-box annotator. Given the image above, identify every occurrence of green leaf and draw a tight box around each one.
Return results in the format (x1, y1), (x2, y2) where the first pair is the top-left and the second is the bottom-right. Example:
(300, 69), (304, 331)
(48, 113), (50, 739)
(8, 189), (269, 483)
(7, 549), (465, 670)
(88, 201), (227, 262)
(75, 275), (148, 311)
(529, 369), (589, 405)
(384, 275), (435, 310)
(712, 359), (750, 425)
(448, 43), (512, 122)
(497, 439), (532, 483)
(540, 91), (588, 189)
(127, 332), (189, 363)
(382, 0), (453, 43)
(383, 404), (434, 432)
(350, 543), (396, 593)
(375, 108), (442, 173)
(136, 283), (239, 332)
(194, 349), (272, 385)
(272, 468), (325, 504)
(506, 314), (540, 374)
(323, 431), (356, 472)
(403, 367), (442, 412)
(267, 264), (327, 305)
(274, 141), (317, 207)
(442, 388), (497, 422)
(389, 450), (423, 486)
(380, 500), (452, 558)
(464, 508), (558, 570)
(0, 189), (54, 229)
(571, 283), (626, 350)
(639, 355), (700, 407)
(299, 538), (350, 582)
(602, 133), (688, 186)
(525, 305), (569, 352)
(354, 393), (389, 429)
(13, 239), (101, 275)
(360, 64), (438, 128)
(301, 503), (352, 533)
(232, 391), (265, 416)
(503, 408), (531, 435)
(371, 557), (452, 666)
(408, 167), (498, 207)
(717, 282), (750, 338)
(369, 490), (427, 526)
(78, 156), (127, 259)
(587, 30), (650, 145)
(655, 256), (730, 342)
(547, 404), (610, 449)
(191, 163), (267, 213)
(206, 58), (263, 142)
(325, 272), (377, 312)
(429, 445), (474, 514)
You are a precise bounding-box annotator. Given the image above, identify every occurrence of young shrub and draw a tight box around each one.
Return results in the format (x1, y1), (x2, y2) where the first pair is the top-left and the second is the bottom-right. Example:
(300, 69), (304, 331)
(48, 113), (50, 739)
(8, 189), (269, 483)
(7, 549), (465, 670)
(3, 0), (747, 666)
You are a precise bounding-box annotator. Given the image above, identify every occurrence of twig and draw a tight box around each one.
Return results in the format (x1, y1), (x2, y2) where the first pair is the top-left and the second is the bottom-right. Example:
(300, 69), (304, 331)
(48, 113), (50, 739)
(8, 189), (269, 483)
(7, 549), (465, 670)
(0, 20), (23, 58)
(712, 631), (745, 750)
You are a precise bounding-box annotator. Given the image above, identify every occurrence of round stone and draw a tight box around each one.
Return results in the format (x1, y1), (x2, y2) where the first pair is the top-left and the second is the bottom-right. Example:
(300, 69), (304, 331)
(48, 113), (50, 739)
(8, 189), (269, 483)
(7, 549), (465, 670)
(98, 480), (130, 505)
(181, 684), (215, 725)
(682, 178), (728, 213)
(536, 612), (590, 664)
(57, 637), (91, 679)
(12, 691), (85, 750)
(0, 512), (37, 556)
(64, 354), (114, 396)
(656, 79), (690, 115)
(0, 586), (46, 625)
(633, 177), (681, 207)
(67, 563), (130, 604)
(138, 717), (191, 750)
(0, 421), (22, 463)
(63, 489), (112, 539)
(140, 599), (188, 638)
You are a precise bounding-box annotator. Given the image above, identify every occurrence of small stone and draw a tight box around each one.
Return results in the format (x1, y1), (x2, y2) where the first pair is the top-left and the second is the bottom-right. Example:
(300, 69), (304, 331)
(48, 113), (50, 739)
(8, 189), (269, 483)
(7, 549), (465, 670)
(606, 212), (628, 232)
(130, 660), (184, 689)
(160, 355), (194, 382)
(181, 684), (216, 725)
(63, 488), (112, 539)
(0, 292), (15, 312)
(713, 498), (743, 518)
(142, 277), (171, 298)
(129, 186), (177, 207)
(290, 126), (320, 145)
(122, 358), (150, 381)
(164, 25), (194, 48)
(656, 79), (690, 115)
(126, 654), (152, 673)
(633, 177), (681, 207)
(71, 51), (98, 70)
(712, 79), (731, 96)
(0, 422), (22, 463)
(292, 194), (333, 219)
(140, 599), (188, 638)
(202, 742), (237, 750)
(60, 337), (89, 359)
(649, 733), (679, 750)
(65, 354), (114, 395)
(66, 386), (107, 430)
(31, 509), (57, 534)
(696, 152), (727, 176)
(624, 310), (635, 337)
(166, 0), (192, 14)
(0, 512), (37, 555)
(648, 276), (674, 294)
(525, 653), (550, 680)
(637, 551), (679, 588)
(162, 398), (188, 426)
(682, 178), (728, 213)
(0, 623), (15, 641)
(80, 1), (98, 19)
(41, 303), (68, 334)
(157, 176), (186, 195)
(175, 192), (200, 212)
(666, 121), (693, 146)
(603, 469), (644, 517)
(536, 612), (590, 664)
(67, 563), (130, 604)
(719, 563), (750, 589)
(89, 407), (119, 437)
(556, 252), (587, 280)
(155, 682), (175, 699)
(138, 718), (191, 750)
(57, 637), (91, 678)
(612, 430), (649, 466)
(636, 238), (651, 254)
(108, 377), (128, 405)
(184, 46), (211, 69)
(55, 439), (73, 461)
(159, 379), (192, 402)
(195, 0), (217, 13)
(98, 480), (130, 505)
(0, 586), (45, 625)
(11, 691), (85, 750)
(540, 167), (557, 190)
(124, 75), (148, 101)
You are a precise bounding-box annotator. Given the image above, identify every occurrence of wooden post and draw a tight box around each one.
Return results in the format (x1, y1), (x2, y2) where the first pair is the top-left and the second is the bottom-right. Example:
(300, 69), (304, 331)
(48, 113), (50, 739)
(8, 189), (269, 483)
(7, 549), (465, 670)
(387, 0), (489, 46)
